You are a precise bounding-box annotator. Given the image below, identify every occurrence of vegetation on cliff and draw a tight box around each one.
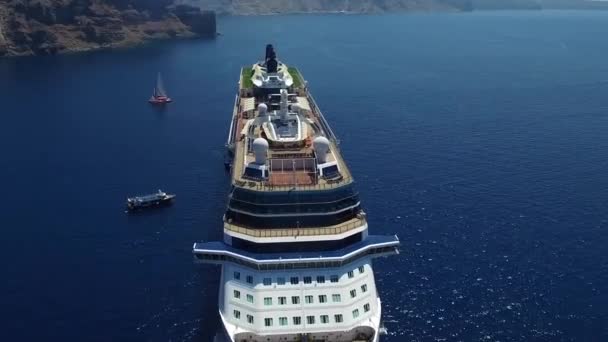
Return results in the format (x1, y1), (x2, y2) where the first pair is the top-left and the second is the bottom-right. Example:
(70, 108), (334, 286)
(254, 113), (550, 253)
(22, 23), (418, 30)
(0, 0), (216, 56)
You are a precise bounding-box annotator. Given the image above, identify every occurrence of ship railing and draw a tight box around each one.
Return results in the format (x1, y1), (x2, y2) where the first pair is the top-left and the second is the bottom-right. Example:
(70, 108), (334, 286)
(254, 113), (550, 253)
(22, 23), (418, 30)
(234, 174), (352, 191)
(306, 92), (339, 145)
(226, 94), (239, 147)
(288, 67), (338, 145)
(224, 217), (366, 238)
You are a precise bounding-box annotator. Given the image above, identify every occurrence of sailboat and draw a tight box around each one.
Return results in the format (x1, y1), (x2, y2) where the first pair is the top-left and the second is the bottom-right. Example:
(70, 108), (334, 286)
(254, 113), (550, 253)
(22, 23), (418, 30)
(149, 72), (172, 104)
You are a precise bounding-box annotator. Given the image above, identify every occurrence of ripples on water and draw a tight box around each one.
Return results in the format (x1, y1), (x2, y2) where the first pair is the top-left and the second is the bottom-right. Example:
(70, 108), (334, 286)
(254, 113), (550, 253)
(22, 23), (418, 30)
(1, 10), (608, 342)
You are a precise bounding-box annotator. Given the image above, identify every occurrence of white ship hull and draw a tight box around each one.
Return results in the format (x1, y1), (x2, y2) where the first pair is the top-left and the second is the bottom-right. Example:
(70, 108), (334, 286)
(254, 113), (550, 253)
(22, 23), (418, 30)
(215, 259), (382, 342)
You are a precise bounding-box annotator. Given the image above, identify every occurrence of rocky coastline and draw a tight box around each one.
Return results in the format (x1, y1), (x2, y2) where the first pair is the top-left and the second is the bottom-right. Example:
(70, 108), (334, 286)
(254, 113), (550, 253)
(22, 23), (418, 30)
(3, 0), (607, 57)
(0, 0), (216, 57)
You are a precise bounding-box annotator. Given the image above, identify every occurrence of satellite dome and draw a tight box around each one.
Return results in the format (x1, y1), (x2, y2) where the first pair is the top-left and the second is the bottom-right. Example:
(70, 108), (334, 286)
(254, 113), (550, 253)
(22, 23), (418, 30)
(252, 138), (269, 164)
(313, 136), (330, 163)
(258, 103), (268, 116)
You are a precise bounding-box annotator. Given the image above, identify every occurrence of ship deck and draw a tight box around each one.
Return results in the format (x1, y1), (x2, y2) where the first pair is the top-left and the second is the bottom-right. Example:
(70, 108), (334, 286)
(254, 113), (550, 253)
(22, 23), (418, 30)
(229, 66), (353, 192)
(224, 216), (366, 240)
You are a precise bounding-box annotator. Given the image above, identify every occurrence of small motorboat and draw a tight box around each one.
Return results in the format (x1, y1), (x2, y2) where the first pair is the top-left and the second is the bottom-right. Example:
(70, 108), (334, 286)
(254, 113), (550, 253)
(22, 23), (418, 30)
(149, 72), (172, 104)
(127, 189), (175, 211)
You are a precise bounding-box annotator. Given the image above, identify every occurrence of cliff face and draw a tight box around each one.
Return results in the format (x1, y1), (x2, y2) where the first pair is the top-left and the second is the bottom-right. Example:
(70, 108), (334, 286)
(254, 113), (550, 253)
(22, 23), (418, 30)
(0, 0), (216, 57)
(177, 0), (608, 14)
(177, 0), (474, 15)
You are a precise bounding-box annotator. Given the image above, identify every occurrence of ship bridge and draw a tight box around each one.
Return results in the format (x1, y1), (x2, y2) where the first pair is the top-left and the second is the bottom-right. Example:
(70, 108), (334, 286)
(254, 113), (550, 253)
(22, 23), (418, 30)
(193, 235), (400, 270)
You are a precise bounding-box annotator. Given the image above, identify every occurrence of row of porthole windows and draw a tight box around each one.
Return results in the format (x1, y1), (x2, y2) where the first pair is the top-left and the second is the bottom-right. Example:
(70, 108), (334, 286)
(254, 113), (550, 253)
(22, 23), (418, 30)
(232, 283), (368, 305)
(232, 303), (371, 326)
(233, 265), (365, 286)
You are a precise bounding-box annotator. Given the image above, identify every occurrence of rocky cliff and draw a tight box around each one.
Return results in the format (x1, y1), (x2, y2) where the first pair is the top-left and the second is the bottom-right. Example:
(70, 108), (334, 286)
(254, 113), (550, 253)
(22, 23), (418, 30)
(0, 0), (216, 57)
(178, 0), (474, 15)
(178, 0), (608, 14)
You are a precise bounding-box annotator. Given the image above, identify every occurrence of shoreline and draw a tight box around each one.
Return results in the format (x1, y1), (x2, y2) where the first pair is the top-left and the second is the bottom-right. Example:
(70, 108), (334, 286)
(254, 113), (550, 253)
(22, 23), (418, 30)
(3, 7), (608, 58)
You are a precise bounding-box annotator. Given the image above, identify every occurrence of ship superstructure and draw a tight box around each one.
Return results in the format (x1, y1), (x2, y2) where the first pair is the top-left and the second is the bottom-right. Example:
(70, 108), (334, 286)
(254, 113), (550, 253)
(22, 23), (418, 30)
(193, 45), (400, 342)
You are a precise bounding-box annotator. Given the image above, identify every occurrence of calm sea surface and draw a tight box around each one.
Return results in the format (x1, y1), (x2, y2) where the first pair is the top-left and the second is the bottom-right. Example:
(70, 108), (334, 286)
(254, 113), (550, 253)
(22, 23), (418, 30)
(1, 10), (608, 342)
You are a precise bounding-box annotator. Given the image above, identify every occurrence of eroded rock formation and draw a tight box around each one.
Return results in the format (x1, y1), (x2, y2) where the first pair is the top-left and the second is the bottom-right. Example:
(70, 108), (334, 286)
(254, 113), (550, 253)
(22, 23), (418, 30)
(0, 0), (216, 56)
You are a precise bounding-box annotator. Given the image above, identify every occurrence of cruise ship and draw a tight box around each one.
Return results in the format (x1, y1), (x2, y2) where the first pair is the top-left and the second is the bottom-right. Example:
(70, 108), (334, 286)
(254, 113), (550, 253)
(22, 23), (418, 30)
(193, 45), (400, 342)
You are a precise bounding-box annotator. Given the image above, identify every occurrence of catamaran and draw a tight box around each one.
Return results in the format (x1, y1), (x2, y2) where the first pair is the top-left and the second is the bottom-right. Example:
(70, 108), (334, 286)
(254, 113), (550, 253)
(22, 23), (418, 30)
(149, 72), (172, 104)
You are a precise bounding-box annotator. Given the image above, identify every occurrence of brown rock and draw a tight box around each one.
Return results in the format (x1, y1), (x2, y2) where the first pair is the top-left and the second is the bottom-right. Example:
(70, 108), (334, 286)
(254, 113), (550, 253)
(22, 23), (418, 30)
(0, 0), (217, 57)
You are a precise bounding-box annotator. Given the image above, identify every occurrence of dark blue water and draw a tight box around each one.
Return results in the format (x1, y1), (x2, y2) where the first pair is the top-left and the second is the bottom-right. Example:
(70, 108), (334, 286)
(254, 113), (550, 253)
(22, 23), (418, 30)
(2, 10), (608, 342)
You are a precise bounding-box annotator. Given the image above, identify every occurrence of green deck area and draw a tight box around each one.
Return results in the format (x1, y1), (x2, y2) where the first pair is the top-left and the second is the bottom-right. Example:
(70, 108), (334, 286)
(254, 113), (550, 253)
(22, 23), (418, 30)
(241, 67), (254, 89)
(241, 66), (304, 90)
(288, 67), (303, 88)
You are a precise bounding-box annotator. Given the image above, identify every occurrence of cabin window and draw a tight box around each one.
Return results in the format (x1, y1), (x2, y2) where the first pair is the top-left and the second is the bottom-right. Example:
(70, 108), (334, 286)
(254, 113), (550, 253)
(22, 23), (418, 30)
(264, 297), (272, 306)
(263, 278), (272, 286)
(318, 295), (327, 303)
(233, 310), (240, 319)
(293, 316), (301, 325)
(352, 309), (360, 318)
(358, 266), (365, 274)
(277, 277), (285, 285)
(303, 276), (312, 284)
(334, 314), (343, 323)
(246, 294), (254, 303)
(350, 289), (357, 298)
(292, 296), (300, 304)
(320, 315), (329, 324)
(361, 284), (368, 293)
(247, 315), (254, 324)
(246, 275), (253, 284)
(279, 317), (288, 326)
(348, 271), (354, 279)
(306, 316), (315, 324)
(290, 277), (299, 285)
(234, 271), (241, 280)
(364, 303), (371, 312)
(330, 275), (339, 283)
(305, 295), (313, 304)
(264, 318), (273, 327)
(233, 290), (240, 299)
(332, 294), (341, 302)
(316, 276), (325, 283)
(278, 296), (287, 305)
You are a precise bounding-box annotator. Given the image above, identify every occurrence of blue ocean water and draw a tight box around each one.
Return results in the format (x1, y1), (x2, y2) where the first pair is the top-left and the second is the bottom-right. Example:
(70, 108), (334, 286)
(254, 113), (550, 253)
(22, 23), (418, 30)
(1, 10), (608, 342)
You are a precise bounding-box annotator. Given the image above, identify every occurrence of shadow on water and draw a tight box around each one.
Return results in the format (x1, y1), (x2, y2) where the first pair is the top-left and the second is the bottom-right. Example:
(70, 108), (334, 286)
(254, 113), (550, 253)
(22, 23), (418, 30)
(150, 104), (171, 118)
(124, 206), (176, 218)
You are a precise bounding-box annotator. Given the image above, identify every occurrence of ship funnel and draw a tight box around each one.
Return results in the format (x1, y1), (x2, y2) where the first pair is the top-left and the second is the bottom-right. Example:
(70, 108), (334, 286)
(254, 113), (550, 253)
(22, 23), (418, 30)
(252, 138), (269, 164)
(265, 44), (278, 73)
(265, 44), (275, 62)
(313, 136), (330, 163)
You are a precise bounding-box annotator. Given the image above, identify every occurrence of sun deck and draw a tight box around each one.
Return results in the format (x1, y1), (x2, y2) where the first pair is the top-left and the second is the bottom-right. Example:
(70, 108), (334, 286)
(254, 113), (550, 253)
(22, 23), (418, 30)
(229, 66), (352, 192)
